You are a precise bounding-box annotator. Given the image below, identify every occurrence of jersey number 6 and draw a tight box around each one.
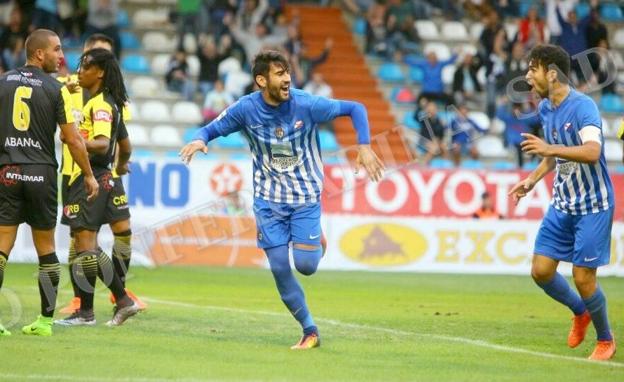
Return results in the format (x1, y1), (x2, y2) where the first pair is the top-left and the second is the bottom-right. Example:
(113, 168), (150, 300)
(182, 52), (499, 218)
(13, 86), (33, 131)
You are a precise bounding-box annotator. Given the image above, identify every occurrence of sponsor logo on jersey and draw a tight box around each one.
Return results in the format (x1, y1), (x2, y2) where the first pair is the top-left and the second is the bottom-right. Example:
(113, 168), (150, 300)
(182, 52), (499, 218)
(4, 172), (44, 182)
(113, 194), (128, 206)
(294, 120), (303, 129)
(275, 127), (284, 140)
(64, 204), (80, 219)
(4, 137), (42, 149)
(93, 109), (112, 122)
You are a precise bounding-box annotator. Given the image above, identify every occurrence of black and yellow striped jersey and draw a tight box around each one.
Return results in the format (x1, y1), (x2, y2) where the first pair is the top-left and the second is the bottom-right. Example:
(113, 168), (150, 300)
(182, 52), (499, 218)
(0, 65), (75, 166)
(618, 118), (624, 141)
(69, 91), (120, 184)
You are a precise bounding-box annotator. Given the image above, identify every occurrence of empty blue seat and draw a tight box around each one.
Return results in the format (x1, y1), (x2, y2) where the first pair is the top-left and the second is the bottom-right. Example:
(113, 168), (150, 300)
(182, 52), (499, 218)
(120, 31), (140, 50)
(352, 18), (366, 36)
(403, 54), (424, 66)
(377, 62), (405, 82)
(429, 158), (454, 169)
(319, 130), (340, 152)
(122, 54), (150, 74)
(117, 10), (130, 29)
(575, 3), (591, 19)
(211, 132), (247, 150)
(409, 66), (424, 83)
(64, 51), (81, 71)
(600, 94), (624, 113)
(403, 112), (420, 130)
(601, 3), (623, 21)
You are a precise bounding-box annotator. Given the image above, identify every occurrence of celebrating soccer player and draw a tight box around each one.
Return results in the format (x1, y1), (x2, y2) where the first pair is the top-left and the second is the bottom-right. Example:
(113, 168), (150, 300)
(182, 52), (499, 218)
(509, 44), (615, 360)
(57, 34), (146, 317)
(0, 29), (98, 336)
(55, 48), (139, 327)
(179, 50), (384, 349)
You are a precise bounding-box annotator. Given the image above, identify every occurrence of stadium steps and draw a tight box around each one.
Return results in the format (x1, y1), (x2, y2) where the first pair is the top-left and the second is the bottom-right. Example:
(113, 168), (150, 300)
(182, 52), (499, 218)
(285, 5), (414, 165)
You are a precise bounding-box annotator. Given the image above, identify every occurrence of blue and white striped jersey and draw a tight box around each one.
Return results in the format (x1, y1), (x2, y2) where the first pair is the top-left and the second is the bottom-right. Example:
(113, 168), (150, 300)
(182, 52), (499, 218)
(538, 89), (613, 215)
(202, 89), (340, 204)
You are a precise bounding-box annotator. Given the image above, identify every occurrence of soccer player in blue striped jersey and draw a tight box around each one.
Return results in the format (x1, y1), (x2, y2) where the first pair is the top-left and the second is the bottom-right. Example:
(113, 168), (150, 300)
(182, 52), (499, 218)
(180, 50), (384, 349)
(509, 44), (615, 360)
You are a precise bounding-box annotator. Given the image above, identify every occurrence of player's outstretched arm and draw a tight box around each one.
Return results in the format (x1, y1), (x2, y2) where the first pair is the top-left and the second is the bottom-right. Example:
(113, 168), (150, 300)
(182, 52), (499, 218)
(60, 122), (99, 201)
(179, 140), (208, 165)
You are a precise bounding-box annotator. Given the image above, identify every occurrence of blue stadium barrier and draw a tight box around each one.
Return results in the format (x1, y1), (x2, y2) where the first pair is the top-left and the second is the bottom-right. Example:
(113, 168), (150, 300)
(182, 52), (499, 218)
(211, 132), (247, 150)
(117, 10), (130, 29)
(460, 159), (483, 170)
(491, 161), (516, 170)
(133, 149), (155, 158)
(319, 130), (340, 151)
(377, 62), (405, 82)
(601, 3), (623, 21)
(121, 54), (150, 74)
(409, 66), (424, 83)
(429, 158), (454, 169)
(120, 31), (141, 50)
(600, 94), (624, 113)
(352, 18), (366, 36)
(64, 51), (81, 71)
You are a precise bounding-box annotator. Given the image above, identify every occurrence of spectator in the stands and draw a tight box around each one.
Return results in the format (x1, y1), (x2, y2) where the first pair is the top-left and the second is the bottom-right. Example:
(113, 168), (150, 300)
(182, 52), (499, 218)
(417, 99), (447, 165)
(546, 0), (576, 44)
(517, 7), (545, 50)
(30, 0), (60, 32)
(502, 41), (529, 94)
(484, 27), (508, 117)
(303, 72), (333, 99)
(479, 10), (502, 60)
(226, 13), (287, 64)
(473, 192), (503, 219)
(202, 79), (234, 123)
(412, 49), (457, 107)
(85, 0), (121, 58)
(449, 104), (486, 166)
(0, 7), (27, 70)
(0, 0), (13, 25)
(166, 50), (196, 101)
(197, 37), (229, 96)
(496, 101), (538, 168)
(588, 39), (616, 95)
(554, 1), (592, 83)
(237, 0), (269, 32)
(586, 5), (607, 49)
(452, 52), (482, 106)
(176, 0), (203, 52)
(385, 11), (419, 57)
(365, 0), (388, 56)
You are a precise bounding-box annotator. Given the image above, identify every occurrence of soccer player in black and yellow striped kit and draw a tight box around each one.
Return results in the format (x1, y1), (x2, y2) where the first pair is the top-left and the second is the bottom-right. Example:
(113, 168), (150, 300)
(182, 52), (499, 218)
(57, 34), (146, 316)
(55, 48), (139, 326)
(0, 29), (98, 336)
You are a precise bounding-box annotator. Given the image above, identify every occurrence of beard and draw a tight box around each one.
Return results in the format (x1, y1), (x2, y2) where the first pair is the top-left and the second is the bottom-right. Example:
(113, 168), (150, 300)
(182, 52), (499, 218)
(267, 82), (289, 103)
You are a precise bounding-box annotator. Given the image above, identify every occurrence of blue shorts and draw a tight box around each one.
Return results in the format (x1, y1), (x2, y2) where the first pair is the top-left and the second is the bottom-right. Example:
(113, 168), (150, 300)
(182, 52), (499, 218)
(534, 206), (613, 268)
(253, 198), (322, 249)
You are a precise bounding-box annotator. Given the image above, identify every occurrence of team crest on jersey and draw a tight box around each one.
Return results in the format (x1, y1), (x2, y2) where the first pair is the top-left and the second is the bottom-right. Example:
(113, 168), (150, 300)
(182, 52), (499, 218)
(551, 128), (558, 143)
(294, 120), (303, 129)
(93, 110), (112, 122)
(275, 127), (285, 140)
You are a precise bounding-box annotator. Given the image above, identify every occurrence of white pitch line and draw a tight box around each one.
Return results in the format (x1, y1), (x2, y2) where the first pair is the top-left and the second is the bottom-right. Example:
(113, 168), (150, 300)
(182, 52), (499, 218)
(142, 296), (624, 369)
(0, 374), (209, 382)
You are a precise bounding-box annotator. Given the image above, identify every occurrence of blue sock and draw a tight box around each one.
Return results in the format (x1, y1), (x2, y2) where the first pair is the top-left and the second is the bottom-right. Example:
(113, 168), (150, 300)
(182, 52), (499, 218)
(583, 286), (612, 341)
(536, 272), (586, 315)
(265, 245), (316, 331)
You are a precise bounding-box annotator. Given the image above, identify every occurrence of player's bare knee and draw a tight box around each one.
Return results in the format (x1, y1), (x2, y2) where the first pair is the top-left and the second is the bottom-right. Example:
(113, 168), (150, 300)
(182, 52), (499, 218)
(531, 264), (555, 283)
(572, 268), (596, 294)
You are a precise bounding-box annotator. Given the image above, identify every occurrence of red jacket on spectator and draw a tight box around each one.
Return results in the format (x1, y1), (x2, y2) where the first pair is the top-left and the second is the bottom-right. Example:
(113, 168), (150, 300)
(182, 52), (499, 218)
(518, 18), (545, 46)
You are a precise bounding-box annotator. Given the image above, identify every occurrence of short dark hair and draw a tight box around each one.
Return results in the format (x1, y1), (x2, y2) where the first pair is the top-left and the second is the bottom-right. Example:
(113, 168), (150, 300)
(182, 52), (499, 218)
(84, 33), (114, 50)
(25, 29), (58, 59)
(252, 50), (289, 86)
(527, 44), (570, 80)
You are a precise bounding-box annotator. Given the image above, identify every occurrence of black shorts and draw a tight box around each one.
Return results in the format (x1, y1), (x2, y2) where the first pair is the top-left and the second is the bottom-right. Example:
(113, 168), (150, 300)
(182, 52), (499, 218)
(0, 164), (57, 230)
(62, 169), (130, 231)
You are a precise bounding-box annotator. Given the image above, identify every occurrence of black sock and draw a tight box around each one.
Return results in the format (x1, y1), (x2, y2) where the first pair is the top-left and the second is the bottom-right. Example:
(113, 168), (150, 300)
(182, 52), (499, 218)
(0, 251), (8, 289)
(112, 230), (131, 287)
(38, 253), (61, 318)
(73, 250), (99, 311)
(96, 249), (128, 304)
(68, 237), (81, 298)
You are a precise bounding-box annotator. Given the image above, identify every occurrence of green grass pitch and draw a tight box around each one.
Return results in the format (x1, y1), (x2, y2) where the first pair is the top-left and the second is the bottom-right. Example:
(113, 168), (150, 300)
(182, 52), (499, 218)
(0, 264), (622, 381)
